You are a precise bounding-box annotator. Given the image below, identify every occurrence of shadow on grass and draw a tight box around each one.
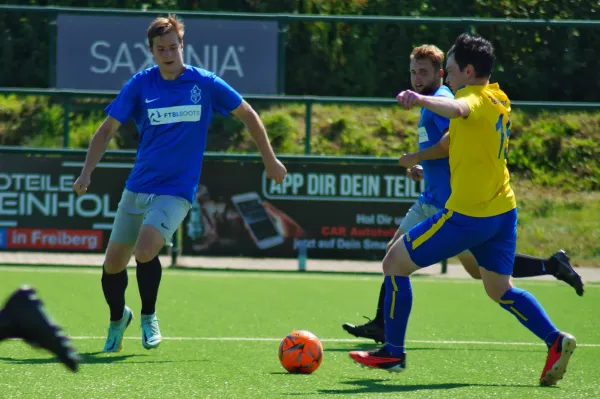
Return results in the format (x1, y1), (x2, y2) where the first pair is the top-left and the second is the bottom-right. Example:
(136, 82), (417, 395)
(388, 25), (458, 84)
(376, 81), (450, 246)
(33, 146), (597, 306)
(0, 351), (208, 367)
(314, 378), (544, 395)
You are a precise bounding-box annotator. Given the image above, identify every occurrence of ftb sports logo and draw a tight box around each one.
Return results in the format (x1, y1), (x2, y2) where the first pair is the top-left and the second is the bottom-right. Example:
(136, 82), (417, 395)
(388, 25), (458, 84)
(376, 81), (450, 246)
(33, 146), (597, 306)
(147, 105), (202, 125)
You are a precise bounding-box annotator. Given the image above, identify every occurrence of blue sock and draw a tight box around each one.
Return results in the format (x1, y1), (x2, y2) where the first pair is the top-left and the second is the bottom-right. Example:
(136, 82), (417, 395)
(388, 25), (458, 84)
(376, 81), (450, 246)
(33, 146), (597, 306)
(383, 275), (412, 356)
(499, 287), (560, 346)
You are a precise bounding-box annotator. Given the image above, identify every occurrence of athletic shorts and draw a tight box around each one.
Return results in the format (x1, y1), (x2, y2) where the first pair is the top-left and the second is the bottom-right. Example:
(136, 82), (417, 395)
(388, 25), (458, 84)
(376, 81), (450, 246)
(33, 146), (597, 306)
(109, 189), (191, 246)
(399, 201), (441, 231)
(403, 208), (518, 275)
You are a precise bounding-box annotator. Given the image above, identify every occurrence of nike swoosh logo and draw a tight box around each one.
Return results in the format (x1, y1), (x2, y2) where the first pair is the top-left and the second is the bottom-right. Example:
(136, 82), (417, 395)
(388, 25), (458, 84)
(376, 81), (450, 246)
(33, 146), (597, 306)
(145, 98), (159, 103)
(161, 223), (169, 230)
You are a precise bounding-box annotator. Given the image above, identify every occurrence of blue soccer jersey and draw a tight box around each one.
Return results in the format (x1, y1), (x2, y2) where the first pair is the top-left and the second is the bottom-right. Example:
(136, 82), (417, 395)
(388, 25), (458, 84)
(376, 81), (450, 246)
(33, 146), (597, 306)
(105, 65), (243, 203)
(417, 85), (453, 209)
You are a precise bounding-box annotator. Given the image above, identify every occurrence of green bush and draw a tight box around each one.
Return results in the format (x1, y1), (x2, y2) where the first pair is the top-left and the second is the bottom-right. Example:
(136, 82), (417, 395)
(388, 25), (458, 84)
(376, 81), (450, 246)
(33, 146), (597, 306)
(1, 94), (599, 191)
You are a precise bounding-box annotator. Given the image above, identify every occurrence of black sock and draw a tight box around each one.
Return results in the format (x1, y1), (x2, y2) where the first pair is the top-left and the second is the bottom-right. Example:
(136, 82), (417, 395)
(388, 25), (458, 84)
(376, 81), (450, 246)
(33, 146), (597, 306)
(511, 253), (549, 278)
(373, 281), (386, 327)
(0, 308), (11, 341)
(136, 256), (162, 315)
(101, 267), (128, 321)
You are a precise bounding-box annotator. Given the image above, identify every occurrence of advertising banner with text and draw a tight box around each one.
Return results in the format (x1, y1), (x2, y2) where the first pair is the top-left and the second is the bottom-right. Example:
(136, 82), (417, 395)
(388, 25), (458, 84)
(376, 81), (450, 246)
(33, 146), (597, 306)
(56, 14), (279, 94)
(0, 152), (130, 253)
(0, 152), (421, 259)
(182, 160), (423, 260)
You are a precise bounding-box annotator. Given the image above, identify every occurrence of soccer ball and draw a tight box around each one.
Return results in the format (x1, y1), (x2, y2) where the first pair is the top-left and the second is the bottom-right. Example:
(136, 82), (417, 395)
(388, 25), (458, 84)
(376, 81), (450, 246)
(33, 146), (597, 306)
(278, 330), (323, 374)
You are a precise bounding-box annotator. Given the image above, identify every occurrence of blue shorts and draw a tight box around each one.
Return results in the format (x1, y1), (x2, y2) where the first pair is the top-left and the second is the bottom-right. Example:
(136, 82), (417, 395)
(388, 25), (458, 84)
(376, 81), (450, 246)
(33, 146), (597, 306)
(403, 208), (517, 275)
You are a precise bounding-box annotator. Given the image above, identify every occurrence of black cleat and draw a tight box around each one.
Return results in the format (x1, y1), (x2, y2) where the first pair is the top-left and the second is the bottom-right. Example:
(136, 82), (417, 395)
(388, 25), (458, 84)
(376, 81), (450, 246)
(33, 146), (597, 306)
(1, 286), (80, 372)
(548, 250), (584, 297)
(342, 317), (385, 344)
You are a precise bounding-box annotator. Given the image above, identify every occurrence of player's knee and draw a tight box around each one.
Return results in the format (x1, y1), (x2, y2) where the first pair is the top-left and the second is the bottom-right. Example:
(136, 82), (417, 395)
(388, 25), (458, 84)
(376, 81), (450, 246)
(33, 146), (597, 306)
(135, 225), (166, 263)
(483, 283), (511, 302)
(382, 251), (414, 277)
(135, 246), (159, 264)
(104, 242), (133, 273)
(103, 261), (126, 274)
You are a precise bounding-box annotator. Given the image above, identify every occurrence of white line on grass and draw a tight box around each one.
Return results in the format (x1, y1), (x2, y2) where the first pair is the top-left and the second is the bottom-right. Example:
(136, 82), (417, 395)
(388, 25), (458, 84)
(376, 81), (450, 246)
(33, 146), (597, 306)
(66, 336), (600, 347)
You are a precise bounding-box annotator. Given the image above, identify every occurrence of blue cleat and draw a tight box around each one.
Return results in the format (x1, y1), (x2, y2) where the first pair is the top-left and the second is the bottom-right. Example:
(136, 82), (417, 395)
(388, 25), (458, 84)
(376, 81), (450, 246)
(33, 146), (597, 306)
(103, 306), (133, 352)
(141, 313), (162, 350)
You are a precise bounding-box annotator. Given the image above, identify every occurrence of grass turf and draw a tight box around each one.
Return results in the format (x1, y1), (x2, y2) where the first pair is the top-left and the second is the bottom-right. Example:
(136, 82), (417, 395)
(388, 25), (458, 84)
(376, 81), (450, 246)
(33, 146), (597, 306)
(0, 266), (598, 398)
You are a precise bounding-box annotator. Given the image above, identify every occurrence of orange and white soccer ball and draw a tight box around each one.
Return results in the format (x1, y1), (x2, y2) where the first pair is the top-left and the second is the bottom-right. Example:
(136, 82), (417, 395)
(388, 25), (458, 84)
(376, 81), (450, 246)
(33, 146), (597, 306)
(278, 330), (323, 374)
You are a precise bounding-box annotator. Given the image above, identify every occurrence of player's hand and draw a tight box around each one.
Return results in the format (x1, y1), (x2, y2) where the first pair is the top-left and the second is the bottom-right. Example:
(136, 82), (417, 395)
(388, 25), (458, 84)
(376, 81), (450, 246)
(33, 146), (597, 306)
(73, 173), (91, 195)
(399, 153), (420, 169)
(265, 158), (287, 184)
(396, 90), (422, 110)
(406, 165), (424, 181)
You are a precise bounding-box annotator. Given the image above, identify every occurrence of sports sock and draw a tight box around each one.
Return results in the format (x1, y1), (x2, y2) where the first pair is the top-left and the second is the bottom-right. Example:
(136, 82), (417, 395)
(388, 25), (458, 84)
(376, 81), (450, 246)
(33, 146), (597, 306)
(101, 267), (128, 322)
(499, 287), (560, 346)
(0, 307), (10, 340)
(383, 275), (412, 356)
(511, 253), (548, 278)
(373, 281), (386, 327)
(136, 256), (162, 315)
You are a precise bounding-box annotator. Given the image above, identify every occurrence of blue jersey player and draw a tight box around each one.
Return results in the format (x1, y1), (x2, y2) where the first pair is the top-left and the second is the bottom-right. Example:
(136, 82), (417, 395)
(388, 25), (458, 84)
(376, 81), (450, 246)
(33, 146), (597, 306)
(73, 14), (287, 353)
(342, 45), (583, 344)
(350, 34), (576, 387)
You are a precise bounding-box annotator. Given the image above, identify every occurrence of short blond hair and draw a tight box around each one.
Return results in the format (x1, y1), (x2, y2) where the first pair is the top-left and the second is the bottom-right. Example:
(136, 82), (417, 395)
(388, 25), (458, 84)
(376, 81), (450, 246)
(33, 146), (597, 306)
(410, 45), (445, 71)
(147, 14), (184, 48)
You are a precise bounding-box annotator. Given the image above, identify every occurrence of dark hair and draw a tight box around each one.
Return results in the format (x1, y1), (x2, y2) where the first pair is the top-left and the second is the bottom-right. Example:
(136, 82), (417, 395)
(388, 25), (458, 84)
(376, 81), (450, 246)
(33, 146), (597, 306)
(147, 14), (184, 48)
(447, 33), (495, 78)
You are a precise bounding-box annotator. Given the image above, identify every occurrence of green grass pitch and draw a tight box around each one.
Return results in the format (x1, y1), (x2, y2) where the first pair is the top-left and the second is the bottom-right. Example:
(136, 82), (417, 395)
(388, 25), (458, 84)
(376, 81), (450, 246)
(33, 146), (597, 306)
(0, 265), (598, 398)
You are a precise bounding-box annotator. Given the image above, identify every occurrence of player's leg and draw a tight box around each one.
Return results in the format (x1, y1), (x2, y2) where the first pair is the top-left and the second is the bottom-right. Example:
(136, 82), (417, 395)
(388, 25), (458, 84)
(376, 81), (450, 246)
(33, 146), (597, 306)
(349, 209), (473, 372)
(341, 228), (402, 343)
(342, 201), (430, 342)
(0, 286), (79, 372)
(512, 252), (583, 296)
(459, 246), (583, 296)
(102, 190), (143, 352)
(135, 194), (191, 349)
(456, 250), (481, 279)
(472, 209), (576, 386)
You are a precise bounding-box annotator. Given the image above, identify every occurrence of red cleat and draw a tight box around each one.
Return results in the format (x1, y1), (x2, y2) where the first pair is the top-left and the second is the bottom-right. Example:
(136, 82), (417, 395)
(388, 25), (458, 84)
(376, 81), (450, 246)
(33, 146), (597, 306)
(349, 347), (406, 372)
(540, 332), (576, 386)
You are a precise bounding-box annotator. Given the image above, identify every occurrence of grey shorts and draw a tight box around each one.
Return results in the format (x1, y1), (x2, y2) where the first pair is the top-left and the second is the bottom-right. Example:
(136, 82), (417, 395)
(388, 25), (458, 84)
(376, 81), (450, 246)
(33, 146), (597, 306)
(109, 189), (191, 246)
(399, 201), (441, 232)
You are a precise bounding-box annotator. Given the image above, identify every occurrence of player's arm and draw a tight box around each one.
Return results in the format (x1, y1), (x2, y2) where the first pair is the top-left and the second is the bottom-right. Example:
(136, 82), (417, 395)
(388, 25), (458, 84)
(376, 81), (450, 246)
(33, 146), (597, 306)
(399, 132), (449, 168)
(232, 101), (277, 165)
(231, 101), (287, 184)
(73, 117), (121, 195)
(82, 117), (121, 175)
(397, 90), (470, 119)
(74, 74), (138, 195)
(418, 95), (470, 119)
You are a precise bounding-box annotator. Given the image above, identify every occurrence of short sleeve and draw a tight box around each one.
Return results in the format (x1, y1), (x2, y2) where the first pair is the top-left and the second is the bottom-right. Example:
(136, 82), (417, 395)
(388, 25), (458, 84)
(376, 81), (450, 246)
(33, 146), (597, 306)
(105, 75), (140, 124)
(456, 88), (484, 118)
(432, 114), (450, 133)
(212, 76), (243, 115)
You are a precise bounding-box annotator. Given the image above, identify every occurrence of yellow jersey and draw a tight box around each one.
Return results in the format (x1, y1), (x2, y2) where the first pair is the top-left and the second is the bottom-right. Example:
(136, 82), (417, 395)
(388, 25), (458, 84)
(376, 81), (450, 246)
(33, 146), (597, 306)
(445, 83), (517, 217)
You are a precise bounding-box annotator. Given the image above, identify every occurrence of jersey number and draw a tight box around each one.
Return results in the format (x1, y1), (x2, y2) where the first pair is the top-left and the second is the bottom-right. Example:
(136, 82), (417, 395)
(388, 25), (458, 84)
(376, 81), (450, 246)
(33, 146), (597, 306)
(495, 114), (511, 159)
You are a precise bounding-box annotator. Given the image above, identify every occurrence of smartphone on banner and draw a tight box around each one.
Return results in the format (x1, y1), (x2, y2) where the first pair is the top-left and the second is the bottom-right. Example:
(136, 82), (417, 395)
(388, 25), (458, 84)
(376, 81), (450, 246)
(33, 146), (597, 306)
(231, 192), (284, 250)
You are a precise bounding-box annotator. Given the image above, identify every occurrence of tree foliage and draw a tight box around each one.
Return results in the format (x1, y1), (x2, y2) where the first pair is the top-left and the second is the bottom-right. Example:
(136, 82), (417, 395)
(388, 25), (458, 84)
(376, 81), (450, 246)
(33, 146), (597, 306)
(2, 0), (599, 101)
